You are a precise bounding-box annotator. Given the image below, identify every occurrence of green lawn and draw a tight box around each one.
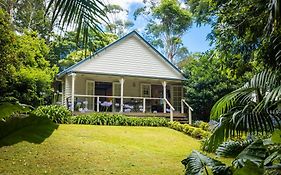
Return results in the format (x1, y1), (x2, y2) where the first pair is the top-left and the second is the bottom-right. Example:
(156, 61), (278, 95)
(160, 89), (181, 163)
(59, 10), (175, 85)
(0, 123), (201, 175)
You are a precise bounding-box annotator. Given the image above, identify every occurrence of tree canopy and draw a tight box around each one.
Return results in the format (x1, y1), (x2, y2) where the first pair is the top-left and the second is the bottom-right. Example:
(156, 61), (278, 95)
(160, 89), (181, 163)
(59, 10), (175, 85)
(134, 0), (192, 62)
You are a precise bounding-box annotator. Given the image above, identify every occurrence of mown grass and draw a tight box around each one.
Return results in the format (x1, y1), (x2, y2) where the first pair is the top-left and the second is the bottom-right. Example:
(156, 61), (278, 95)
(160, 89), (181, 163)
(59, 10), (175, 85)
(0, 124), (202, 175)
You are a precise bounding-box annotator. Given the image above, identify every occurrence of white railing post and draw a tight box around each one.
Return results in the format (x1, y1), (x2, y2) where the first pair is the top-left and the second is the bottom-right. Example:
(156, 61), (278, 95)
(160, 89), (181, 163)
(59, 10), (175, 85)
(189, 108), (192, 124)
(170, 109), (173, 122)
(70, 73), (76, 112)
(181, 99), (184, 113)
(119, 78), (125, 113)
(61, 81), (65, 106)
(93, 97), (95, 111)
(181, 99), (193, 124)
(97, 96), (100, 112)
(162, 81), (167, 113)
(143, 98), (146, 113)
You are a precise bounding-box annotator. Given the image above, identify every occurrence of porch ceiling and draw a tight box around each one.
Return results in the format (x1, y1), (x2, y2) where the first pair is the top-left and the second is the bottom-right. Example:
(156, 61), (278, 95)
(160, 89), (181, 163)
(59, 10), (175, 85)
(72, 72), (183, 84)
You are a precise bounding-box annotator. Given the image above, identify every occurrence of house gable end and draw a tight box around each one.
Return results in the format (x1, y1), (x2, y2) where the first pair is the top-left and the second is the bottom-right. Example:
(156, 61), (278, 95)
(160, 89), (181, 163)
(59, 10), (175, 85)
(59, 31), (185, 80)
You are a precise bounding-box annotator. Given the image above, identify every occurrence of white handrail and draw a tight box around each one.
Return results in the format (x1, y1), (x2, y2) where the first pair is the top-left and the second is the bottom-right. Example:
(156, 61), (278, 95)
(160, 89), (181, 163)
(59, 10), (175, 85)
(181, 99), (193, 111)
(164, 98), (175, 111)
(181, 99), (193, 124)
(164, 98), (175, 121)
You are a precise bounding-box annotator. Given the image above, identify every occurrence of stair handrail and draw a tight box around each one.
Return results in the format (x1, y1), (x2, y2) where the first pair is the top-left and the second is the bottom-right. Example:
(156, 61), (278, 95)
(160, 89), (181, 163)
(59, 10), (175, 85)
(181, 99), (193, 111)
(181, 99), (193, 124)
(164, 98), (175, 122)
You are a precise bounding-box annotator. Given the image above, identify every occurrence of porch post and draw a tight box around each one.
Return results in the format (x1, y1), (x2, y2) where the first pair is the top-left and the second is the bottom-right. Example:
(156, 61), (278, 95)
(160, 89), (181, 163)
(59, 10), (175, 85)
(143, 98), (146, 113)
(181, 100), (184, 113)
(64, 77), (68, 107)
(162, 81), (167, 113)
(61, 81), (65, 106)
(119, 78), (125, 112)
(71, 73), (76, 112)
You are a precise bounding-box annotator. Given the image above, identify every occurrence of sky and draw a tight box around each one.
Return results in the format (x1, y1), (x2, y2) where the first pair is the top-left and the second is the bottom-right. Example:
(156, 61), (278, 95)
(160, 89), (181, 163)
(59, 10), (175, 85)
(105, 0), (213, 53)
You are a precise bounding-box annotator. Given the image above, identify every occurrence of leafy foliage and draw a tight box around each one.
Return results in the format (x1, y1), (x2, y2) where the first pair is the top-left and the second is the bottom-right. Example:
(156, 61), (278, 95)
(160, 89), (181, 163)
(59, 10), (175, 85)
(182, 51), (240, 121)
(232, 140), (268, 168)
(69, 114), (169, 127)
(205, 71), (281, 152)
(0, 102), (32, 121)
(58, 49), (91, 69)
(0, 0), (52, 40)
(0, 11), (58, 106)
(186, 0), (281, 73)
(168, 121), (210, 139)
(46, 0), (108, 48)
(105, 4), (134, 37)
(134, 0), (192, 62)
(11, 31), (58, 106)
(183, 139), (281, 175)
(32, 105), (71, 124)
(0, 9), (17, 96)
(215, 139), (253, 158)
(31, 109), (169, 127)
(181, 150), (229, 175)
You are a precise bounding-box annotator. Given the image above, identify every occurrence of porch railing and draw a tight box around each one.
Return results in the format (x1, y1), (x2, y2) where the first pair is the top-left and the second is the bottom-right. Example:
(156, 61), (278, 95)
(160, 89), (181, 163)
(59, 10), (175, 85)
(67, 94), (176, 121)
(181, 99), (193, 124)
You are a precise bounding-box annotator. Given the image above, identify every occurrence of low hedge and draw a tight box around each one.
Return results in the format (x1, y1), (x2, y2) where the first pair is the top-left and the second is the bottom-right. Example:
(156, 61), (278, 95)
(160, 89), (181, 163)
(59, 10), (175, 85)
(168, 121), (210, 139)
(31, 105), (169, 127)
(69, 113), (169, 127)
(31, 105), (210, 140)
(193, 120), (210, 131)
(31, 105), (71, 124)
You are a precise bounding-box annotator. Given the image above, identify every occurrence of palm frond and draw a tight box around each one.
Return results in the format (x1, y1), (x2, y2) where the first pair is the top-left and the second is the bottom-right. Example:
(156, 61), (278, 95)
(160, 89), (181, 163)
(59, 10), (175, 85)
(46, 0), (108, 48)
(206, 71), (281, 152)
(266, 0), (281, 34)
(264, 86), (281, 107)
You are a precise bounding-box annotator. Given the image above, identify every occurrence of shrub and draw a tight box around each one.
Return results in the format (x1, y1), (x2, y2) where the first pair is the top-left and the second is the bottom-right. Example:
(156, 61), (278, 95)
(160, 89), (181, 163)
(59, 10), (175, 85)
(193, 120), (210, 131)
(69, 113), (169, 127)
(199, 121), (210, 131)
(168, 121), (210, 140)
(32, 105), (71, 123)
(191, 128), (203, 139)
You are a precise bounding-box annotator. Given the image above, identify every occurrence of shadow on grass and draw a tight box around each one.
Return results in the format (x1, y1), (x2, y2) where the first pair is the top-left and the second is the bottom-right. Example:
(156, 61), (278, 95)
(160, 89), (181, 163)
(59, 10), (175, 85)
(0, 117), (58, 147)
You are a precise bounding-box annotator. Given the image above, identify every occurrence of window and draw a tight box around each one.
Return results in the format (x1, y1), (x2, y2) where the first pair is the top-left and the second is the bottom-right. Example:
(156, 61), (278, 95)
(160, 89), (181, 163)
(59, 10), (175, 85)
(141, 84), (151, 97)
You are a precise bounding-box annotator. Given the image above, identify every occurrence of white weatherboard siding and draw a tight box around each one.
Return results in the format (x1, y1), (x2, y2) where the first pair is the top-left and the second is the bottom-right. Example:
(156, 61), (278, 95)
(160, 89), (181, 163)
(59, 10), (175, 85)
(72, 35), (184, 80)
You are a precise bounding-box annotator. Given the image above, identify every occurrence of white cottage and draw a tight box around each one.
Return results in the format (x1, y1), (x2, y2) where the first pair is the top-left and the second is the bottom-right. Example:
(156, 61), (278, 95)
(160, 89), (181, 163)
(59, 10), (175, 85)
(55, 31), (193, 123)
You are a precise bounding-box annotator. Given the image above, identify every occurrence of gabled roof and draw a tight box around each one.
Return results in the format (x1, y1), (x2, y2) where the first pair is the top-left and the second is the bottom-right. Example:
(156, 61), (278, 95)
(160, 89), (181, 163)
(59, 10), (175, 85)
(57, 30), (185, 80)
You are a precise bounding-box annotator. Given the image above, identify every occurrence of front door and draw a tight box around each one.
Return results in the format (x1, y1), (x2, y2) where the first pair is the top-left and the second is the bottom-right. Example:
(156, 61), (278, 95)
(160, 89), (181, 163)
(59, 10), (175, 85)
(112, 82), (121, 112)
(171, 85), (182, 112)
(86, 80), (95, 111)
